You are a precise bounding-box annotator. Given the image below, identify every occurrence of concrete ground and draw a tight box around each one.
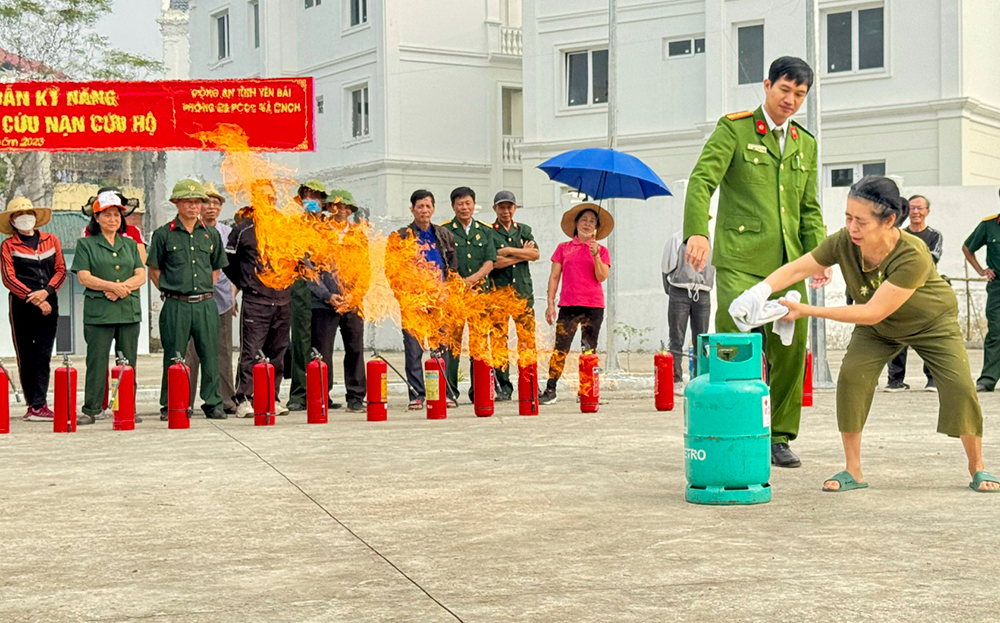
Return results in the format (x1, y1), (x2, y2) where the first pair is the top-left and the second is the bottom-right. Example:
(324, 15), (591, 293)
(1, 351), (999, 622)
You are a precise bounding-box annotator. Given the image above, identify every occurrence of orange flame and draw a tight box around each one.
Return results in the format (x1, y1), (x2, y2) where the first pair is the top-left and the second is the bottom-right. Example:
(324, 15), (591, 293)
(196, 123), (537, 368)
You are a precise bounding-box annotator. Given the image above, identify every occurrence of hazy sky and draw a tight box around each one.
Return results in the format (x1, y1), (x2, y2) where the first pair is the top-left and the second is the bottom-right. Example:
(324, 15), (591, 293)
(95, 0), (164, 65)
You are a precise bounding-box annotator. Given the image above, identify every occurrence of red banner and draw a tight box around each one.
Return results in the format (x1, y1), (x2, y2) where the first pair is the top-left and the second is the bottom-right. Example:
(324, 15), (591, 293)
(0, 78), (314, 152)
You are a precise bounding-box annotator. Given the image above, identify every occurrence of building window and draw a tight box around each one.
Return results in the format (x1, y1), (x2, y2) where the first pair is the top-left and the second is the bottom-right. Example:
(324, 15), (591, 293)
(350, 85), (369, 139)
(665, 36), (705, 58)
(249, 1), (260, 49)
(737, 24), (764, 84)
(213, 11), (230, 61)
(826, 5), (884, 73)
(350, 0), (368, 27)
(316, 95), (324, 114)
(827, 161), (885, 187)
(565, 48), (608, 108)
(305, 0), (322, 7)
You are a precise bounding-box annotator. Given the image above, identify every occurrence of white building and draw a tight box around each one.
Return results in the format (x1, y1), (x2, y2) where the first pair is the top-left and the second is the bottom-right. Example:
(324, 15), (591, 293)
(519, 0), (1000, 350)
(184, 0), (525, 220)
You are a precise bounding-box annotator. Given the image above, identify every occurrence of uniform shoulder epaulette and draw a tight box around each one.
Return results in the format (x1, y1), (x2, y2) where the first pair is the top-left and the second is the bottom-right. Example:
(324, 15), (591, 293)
(441, 219), (453, 227)
(476, 219), (491, 228)
(982, 214), (998, 223)
(790, 119), (814, 138)
(725, 111), (753, 121)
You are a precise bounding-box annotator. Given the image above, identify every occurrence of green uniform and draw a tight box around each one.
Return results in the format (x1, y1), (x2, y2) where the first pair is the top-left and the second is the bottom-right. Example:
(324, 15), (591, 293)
(147, 218), (227, 411)
(813, 228), (981, 436)
(443, 218), (498, 401)
(489, 220), (537, 397)
(287, 278), (312, 407)
(684, 106), (825, 444)
(71, 233), (144, 417)
(964, 214), (1000, 389)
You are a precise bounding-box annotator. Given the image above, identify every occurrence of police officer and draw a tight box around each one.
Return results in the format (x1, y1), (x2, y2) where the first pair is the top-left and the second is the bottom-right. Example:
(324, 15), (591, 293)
(489, 190), (538, 401)
(684, 56), (827, 468)
(442, 186), (496, 404)
(962, 189), (1000, 392)
(147, 179), (228, 420)
(287, 179), (329, 411)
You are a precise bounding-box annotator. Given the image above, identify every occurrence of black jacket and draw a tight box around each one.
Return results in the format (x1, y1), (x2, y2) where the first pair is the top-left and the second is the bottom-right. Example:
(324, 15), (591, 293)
(224, 220), (291, 305)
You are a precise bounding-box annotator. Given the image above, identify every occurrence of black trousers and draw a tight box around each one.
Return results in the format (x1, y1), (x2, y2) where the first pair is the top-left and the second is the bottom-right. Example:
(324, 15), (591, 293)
(310, 308), (366, 402)
(887, 346), (933, 385)
(667, 285), (711, 382)
(9, 295), (58, 409)
(236, 297), (291, 403)
(403, 330), (426, 400)
(546, 306), (604, 388)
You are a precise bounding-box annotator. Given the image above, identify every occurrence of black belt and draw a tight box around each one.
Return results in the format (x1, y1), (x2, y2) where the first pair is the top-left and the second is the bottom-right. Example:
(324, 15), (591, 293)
(164, 292), (214, 303)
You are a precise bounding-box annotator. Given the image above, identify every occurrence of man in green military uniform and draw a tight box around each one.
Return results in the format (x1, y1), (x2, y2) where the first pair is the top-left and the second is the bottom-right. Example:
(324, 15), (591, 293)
(286, 179), (329, 412)
(443, 186), (497, 404)
(147, 179), (228, 420)
(684, 56), (828, 467)
(489, 190), (539, 401)
(962, 193), (1000, 392)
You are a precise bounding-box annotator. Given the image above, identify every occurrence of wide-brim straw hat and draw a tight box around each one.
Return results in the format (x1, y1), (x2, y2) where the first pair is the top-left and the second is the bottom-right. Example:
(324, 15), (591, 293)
(560, 202), (614, 240)
(0, 197), (52, 236)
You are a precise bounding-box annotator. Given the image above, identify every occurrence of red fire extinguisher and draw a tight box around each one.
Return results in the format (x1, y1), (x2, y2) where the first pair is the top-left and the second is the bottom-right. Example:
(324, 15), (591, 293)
(518, 362), (539, 416)
(0, 362), (11, 434)
(654, 345), (674, 412)
(307, 348), (329, 424)
(366, 358), (388, 422)
(167, 353), (191, 429)
(111, 352), (135, 431)
(53, 355), (77, 433)
(425, 355), (447, 419)
(473, 358), (494, 417)
(253, 350), (276, 426)
(802, 350), (814, 407)
(579, 351), (600, 413)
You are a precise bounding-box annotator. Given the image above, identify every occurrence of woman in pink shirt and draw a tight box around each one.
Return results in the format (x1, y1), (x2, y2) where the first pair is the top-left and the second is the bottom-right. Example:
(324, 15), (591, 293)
(540, 203), (613, 404)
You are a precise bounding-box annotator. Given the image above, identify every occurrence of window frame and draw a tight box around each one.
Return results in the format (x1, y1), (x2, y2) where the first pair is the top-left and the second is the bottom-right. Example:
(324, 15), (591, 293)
(821, 2), (888, 79)
(211, 9), (231, 63)
(305, 0), (322, 8)
(560, 45), (609, 114)
(735, 22), (765, 86)
(249, 0), (260, 50)
(663, 35), (705, 60)
(316, 94), (325, 115)
(348, 0), (368, 29)
(824, 161), (886, 187)
(345, 81), (371, 144)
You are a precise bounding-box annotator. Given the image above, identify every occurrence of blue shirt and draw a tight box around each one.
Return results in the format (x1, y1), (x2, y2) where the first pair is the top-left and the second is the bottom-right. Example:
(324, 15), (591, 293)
(211, 221), (235, 313)
(415, 225), (445, 278)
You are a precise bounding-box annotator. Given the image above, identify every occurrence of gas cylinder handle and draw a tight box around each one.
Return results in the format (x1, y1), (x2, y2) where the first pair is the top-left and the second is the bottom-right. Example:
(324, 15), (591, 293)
(116, 351), (129, 366)
(255, 349), (270, 364)
(310, 347), (323, 362)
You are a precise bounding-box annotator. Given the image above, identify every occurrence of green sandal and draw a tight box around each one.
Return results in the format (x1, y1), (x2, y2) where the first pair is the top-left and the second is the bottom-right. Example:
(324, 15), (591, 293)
(969, 471), (1000, 493)
(822, 471), (869, 493)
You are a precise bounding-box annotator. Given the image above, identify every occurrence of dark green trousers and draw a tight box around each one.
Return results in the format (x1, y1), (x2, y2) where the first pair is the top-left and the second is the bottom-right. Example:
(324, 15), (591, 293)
(287, 279), (312, 405)
(977, 282), (1000, 389)
(159, 297), (221, 411)
(715, 268), (808, 445)
(82, 322), (140, 417)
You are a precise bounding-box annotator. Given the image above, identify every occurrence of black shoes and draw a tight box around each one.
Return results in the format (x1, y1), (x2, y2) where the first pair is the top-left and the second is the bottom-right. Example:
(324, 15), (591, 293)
(286, 402), (306, 412)
(345, 399), (365, 413)
(884, 381), (909, 392)
(539, 388), (557, 405)
(976, 382), (993, 392)
(771, 443), (801, 468)
(205, 407), (227, 420)
(496, 391), (512, 402)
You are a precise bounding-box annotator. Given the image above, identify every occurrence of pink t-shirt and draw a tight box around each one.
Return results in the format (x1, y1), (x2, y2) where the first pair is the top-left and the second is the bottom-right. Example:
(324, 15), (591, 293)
(551, 237), (611, 308)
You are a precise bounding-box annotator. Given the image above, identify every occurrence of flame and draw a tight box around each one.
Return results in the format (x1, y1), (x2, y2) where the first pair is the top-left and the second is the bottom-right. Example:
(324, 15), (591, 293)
(196, 123), (537, 368)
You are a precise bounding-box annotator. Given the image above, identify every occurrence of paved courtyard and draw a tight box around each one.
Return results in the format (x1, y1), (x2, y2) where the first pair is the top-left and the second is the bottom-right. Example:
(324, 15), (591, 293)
(1, 352), (999, 622)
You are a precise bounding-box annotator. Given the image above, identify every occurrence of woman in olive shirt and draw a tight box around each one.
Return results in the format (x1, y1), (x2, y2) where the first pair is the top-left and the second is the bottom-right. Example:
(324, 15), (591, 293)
(748, 176), (997, 493)
(72, 192), (146, 425)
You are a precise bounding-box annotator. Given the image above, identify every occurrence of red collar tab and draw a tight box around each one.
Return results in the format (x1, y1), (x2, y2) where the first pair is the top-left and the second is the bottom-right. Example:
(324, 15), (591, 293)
(756, 120), (767, 136)
(169, 220), (177, 231)
(790, 125), (798, 140)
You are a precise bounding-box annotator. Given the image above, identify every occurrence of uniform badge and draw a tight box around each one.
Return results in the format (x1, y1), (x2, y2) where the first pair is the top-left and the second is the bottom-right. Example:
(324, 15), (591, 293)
(790, 125), (799, 140)
(726, 110), (753, 121)
(748, 144), (767, 154)
(756, 120), (767, 136)
(475, 234), (480, 240)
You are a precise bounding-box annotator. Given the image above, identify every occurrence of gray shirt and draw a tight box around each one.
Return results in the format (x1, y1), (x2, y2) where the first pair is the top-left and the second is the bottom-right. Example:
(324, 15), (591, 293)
(211, 221), (235, 313)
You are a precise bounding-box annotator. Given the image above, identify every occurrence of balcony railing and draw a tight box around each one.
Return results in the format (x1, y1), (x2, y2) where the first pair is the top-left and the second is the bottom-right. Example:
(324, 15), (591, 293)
(502, 135), (522, 165)
(499, 27), (523, 56)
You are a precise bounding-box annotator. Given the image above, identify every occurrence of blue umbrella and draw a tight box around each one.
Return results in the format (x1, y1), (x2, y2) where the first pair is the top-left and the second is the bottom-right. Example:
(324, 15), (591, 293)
(537, 148), (671, 200)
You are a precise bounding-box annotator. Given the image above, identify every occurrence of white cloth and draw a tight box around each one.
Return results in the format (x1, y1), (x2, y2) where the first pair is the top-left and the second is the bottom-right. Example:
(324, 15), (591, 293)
(728, 283), (801, 347)
(771, 291), (800, 346)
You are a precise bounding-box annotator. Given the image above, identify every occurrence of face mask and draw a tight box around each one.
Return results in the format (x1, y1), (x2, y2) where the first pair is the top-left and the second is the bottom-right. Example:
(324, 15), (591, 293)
(302, 199), (321, 214)
(12, 214), (35, 232)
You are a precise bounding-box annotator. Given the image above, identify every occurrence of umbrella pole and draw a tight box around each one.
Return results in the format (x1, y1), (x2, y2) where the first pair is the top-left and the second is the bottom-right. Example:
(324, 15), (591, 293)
(604, 0), (621, 373)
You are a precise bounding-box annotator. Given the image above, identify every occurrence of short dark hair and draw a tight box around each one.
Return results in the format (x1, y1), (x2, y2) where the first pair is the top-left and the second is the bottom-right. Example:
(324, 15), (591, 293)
(908, 194), (931, 209)
(410, 189), (435, 207)
(849, 176), (909, 227)
(85, 209), (128, 237)
(450, 187), (476, 205)
(768, 56), (814, 90)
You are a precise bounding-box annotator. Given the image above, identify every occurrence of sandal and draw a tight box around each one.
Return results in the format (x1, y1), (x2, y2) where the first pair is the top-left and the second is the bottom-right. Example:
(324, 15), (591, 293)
(446, 398), (458, 408)
(969, 470), (1000, 493)
(407, 399), (424, 411)
(822, 470), (869, 493)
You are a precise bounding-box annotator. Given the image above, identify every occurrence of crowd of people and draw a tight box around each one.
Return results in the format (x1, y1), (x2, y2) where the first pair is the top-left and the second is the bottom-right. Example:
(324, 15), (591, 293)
(0, 178), (614, 423)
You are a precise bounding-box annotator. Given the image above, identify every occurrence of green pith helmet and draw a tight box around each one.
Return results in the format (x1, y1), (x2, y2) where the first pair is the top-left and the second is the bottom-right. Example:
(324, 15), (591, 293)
(170, 178), (209, 202)
(298, 178), (327, 198)
(326, 189), (357, 211)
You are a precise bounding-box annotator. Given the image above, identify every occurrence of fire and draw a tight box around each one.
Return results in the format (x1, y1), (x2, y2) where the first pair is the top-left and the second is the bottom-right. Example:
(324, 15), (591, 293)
(196, 123), (537, 368)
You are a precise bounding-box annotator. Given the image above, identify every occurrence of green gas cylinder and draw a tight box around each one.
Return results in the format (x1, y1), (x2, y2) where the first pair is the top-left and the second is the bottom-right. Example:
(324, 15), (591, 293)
(684, 333), (771, 505)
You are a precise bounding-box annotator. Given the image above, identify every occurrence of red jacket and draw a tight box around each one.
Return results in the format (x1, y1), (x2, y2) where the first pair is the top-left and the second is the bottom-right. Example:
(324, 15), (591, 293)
(1, 231), (66, 300)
